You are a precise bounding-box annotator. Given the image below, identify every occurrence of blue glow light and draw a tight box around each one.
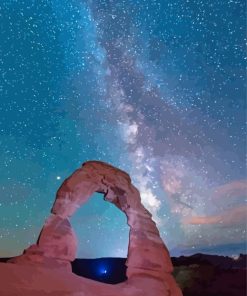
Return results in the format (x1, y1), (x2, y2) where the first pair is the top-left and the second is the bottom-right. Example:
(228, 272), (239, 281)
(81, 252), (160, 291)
(99, 267), (108, 275)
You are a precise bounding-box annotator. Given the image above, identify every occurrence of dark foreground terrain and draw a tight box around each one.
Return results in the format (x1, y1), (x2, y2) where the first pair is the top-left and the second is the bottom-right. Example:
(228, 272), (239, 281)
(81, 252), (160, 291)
(1, 253), (246, 296)
(172, 254), (246, 296)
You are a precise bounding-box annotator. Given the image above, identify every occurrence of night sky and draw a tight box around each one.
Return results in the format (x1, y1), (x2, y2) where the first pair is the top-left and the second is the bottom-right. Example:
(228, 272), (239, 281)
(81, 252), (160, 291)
(0, 0), (246, 258)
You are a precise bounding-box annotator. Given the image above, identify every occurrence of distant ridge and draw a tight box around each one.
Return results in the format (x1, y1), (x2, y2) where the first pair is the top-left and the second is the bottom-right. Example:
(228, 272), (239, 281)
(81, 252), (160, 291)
(171, 241), (247, 257)
(171, 253), (247, 270)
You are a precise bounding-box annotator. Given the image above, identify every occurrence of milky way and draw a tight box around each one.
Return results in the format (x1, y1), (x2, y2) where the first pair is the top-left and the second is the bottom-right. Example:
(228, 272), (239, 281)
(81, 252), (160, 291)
(0, 0), (246, 258)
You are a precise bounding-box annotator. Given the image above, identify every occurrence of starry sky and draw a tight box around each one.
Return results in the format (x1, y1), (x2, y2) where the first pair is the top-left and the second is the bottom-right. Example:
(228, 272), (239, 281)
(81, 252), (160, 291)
(0, 0), (246, 258)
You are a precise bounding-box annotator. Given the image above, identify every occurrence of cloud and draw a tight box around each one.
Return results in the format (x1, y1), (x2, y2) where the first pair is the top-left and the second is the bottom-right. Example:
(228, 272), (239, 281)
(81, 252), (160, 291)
(212, 180), (247, 200)
(183, 205), (247, 226)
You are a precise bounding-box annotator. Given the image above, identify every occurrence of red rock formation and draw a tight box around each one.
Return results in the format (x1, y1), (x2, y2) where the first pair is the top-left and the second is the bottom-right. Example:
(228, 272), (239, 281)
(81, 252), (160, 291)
(3, 161), (182, 296)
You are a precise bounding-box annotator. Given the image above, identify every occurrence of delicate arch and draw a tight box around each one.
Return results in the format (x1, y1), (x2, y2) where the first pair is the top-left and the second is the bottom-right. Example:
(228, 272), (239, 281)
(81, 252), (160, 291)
(8, 161), (182, 295)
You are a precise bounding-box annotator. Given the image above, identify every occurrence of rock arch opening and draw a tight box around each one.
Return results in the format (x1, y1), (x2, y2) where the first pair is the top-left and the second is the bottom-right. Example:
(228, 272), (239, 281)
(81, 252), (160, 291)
(69, 191), (129, 283)
(70, 192), (129, 259)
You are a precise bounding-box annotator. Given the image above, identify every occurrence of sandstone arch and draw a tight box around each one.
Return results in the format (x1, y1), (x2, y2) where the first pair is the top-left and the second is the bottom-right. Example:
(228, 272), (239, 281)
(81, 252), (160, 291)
(7, 161), (182, 296)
